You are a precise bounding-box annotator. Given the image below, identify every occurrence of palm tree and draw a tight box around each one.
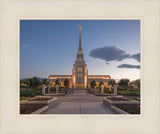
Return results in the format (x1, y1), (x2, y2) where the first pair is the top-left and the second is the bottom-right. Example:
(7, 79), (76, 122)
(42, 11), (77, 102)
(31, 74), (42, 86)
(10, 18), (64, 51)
(64, 79), (69, 94)
(55, 79), (59, 85)
(99, 81), (104, 87)
(134, 79), (140, 89)
(108, 79), (116, 87)
(90, 80), (96, 88)
(42, 78), (49, 85)
(90, 80), (97, 94)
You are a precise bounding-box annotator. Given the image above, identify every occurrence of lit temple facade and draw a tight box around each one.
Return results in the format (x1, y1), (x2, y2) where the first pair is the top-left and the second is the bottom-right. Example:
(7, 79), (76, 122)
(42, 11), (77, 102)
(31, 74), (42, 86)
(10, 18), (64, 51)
(48, 26), (111, 88)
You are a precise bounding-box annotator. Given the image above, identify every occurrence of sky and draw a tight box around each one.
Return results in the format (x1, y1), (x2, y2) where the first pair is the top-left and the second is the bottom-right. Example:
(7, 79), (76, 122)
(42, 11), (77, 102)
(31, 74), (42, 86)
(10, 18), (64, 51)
(20, 20), (140, 81)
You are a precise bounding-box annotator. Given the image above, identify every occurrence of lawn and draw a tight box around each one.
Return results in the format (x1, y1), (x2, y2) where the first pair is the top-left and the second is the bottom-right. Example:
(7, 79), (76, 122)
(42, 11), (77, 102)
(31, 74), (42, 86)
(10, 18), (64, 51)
(20, 89), (41, 97)
(128, 97), (140, 101)
(20, 97), (31, 101)
(118, 90), (140, 96)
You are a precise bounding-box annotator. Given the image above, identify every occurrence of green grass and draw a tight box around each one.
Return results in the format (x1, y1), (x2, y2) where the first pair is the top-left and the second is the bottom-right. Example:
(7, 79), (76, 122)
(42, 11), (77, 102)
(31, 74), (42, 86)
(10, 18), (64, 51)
(20, 97), (31, 101)
(20, 89), (41, 97)
(118, 90), (140, 96)
(128, 97), (140, 101)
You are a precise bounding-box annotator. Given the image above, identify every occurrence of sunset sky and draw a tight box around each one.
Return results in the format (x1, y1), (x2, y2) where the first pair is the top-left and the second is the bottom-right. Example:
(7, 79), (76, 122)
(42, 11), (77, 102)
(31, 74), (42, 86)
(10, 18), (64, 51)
(20, 20), (140, 80)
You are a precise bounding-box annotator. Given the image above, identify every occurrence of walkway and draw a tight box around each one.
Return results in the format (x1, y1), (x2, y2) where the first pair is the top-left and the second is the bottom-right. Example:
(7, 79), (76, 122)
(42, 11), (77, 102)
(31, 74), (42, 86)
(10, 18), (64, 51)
(42, 95), (117, 114)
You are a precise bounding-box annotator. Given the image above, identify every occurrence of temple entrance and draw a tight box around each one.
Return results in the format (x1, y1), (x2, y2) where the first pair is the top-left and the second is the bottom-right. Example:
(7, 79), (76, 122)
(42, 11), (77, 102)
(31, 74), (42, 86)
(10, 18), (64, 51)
(76, 83), (84, 88)
(72, 83), (86, 95)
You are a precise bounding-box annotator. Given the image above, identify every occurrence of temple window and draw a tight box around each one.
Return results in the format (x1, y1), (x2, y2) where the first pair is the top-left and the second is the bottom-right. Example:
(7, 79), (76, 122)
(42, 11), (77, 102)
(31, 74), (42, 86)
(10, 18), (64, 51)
(78, 67), (82, 72)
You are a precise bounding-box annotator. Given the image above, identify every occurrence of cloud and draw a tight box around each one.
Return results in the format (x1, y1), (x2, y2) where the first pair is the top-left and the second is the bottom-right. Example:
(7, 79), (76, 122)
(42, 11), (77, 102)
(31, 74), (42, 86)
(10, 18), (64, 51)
(117, 64), (140, 69)
(21, 44), (29, 48)
(106, 63), (110, 65)
(89, 46), (140, 62)
(131, 53), (140, 62)
(89, 46), (130, 62)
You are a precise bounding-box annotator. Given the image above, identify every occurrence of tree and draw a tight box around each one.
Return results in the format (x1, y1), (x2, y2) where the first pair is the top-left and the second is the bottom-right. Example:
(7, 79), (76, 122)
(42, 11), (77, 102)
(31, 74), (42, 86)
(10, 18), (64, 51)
(90, 80), (96, 88)
(20, 79), (29, 84)
(99, 81), (104, 87)
(29, 77), (41, 88)
(108, 79), (116, 87)
(20, 79), (28, 87)
(42, 79), (49, 85)
(64, 79), (69, 88)
(118, 78), (130, 89)
(55, 79), (59, 85)
(135, 79), (140, 89)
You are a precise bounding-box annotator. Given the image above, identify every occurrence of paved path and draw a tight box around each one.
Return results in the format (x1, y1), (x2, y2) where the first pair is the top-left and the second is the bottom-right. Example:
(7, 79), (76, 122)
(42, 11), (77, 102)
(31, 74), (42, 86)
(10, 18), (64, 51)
(42, 95), (117, 114)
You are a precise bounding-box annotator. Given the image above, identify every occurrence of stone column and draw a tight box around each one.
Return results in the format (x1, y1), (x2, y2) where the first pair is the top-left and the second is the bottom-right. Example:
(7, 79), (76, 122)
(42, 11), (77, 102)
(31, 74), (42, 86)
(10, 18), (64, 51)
(56, 84), (59, 93)
(42, 84), (45, 95)
(47, 84), (50, 94)
(101, 84), (104, 94)
(114, 85), (118, 95)
(109, 85), (112, 92)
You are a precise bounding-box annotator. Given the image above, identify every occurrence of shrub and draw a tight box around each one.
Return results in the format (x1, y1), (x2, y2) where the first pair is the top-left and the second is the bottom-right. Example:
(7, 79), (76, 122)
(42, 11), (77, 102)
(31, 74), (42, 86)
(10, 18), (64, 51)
(118, 90), (140, 96)
(20, 89), (41, 97)
(118, 87), (126, 90)
(115, 104), (140, 114)
(20, 97), (30, 101)
(105, 90), (112, 94)
(20, 104), (46, 114)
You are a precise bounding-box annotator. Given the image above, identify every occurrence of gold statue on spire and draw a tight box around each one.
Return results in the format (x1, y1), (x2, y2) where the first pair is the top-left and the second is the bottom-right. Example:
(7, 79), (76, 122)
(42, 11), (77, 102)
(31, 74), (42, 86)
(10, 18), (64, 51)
(78, 25), (81, 31)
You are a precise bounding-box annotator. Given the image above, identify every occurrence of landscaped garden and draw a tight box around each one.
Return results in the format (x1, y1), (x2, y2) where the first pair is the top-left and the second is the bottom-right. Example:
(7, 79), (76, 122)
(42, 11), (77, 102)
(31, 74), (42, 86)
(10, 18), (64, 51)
(118, 90), (140, 96)
(114, 104), (140, 114)
(20, 97), (31, 101)
(106, 96), (140, 102)
(20, 104), (46, 114)
(107, 96), (129, 101)
(29, 96), (53, 101)
(20, 96), (57, 114)
(128, 96), (140, 101)
(20, 88), (42, 97)
(103, 95), (140, 114)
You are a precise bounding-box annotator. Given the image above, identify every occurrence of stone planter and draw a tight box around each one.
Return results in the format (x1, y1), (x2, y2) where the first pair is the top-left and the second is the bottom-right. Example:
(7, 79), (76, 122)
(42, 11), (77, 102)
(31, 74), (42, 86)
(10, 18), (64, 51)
(103, 97), (140, 114)
(20, 97), (58, 105)
(31, 105), (49, 114)
(103, 98), (140, 107)
(95, 93), (115, 96)
(111, 105), (129, 114)
(20, 97), (58, 114)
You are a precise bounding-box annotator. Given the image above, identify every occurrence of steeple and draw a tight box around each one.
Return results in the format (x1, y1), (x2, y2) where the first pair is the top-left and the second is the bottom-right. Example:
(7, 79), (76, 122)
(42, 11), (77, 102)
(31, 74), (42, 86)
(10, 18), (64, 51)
(78, 25), (82, 53)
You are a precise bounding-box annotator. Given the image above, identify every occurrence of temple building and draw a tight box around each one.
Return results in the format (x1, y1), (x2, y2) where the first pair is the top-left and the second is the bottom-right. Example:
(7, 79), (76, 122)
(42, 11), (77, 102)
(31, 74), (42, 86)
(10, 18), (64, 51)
(48, 25), (111, 88)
